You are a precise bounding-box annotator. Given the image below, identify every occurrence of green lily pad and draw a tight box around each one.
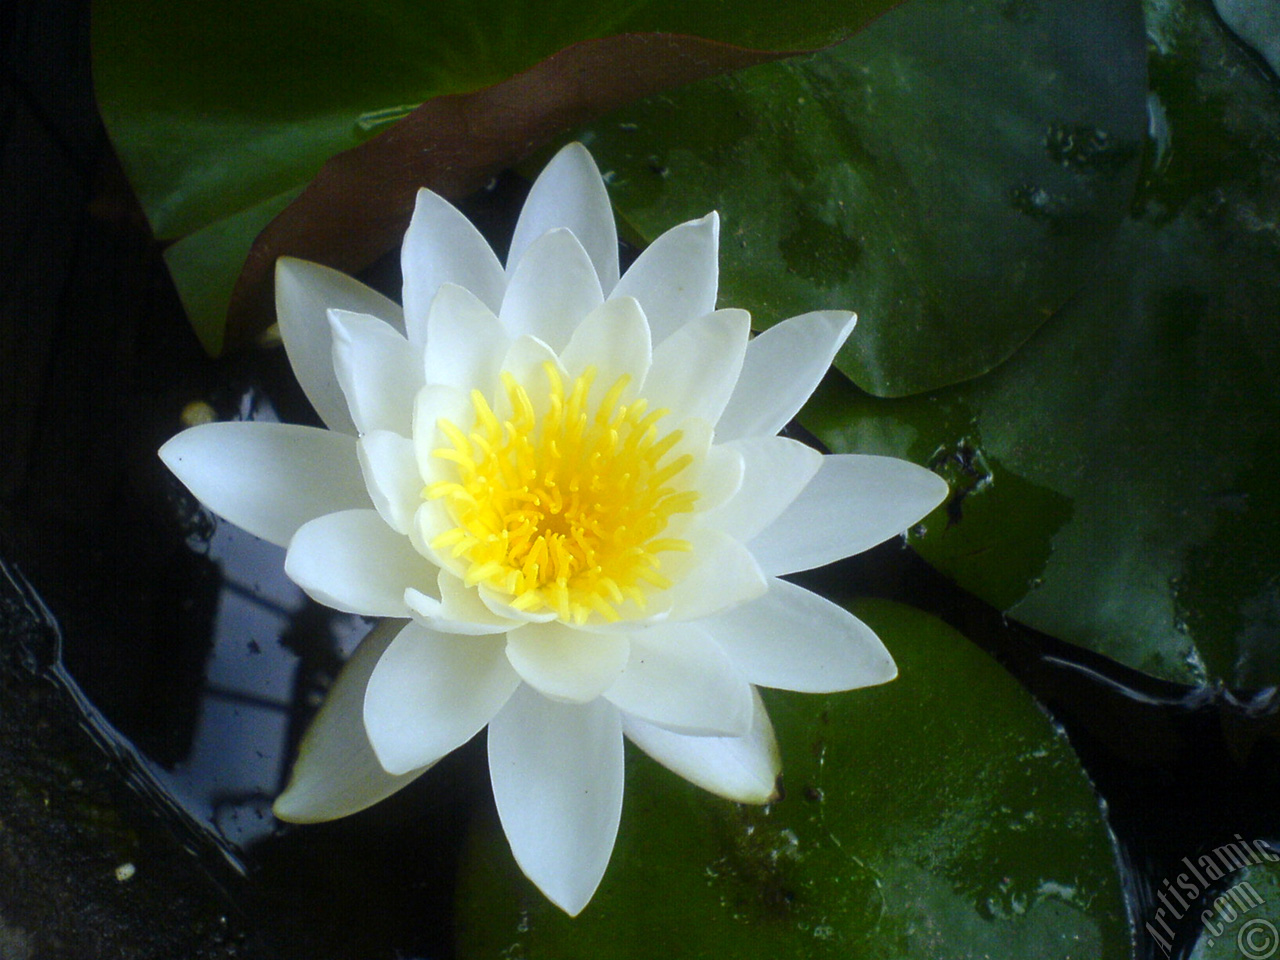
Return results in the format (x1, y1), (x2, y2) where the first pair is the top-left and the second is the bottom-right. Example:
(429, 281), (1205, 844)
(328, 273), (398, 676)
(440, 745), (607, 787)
(803, 0), (1280, 688)
(91, 0), (902, 352)
(455, 600), (1129, 958)
(1188, 856), (1280, 959)
(575, 0), (1147, 396)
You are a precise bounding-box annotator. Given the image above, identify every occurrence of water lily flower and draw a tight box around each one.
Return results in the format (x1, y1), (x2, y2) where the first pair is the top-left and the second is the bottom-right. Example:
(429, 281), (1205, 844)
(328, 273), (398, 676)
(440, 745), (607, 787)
(160, 143), (947, 915)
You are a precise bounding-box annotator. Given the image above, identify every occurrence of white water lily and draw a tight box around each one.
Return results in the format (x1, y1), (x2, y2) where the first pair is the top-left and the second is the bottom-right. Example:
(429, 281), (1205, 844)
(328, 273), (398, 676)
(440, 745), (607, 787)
(160, 143), (947, 915)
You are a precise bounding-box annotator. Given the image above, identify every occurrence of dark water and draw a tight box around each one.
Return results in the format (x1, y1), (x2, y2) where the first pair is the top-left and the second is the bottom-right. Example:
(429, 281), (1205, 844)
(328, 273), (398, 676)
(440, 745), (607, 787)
(4, 1), (1279, 957)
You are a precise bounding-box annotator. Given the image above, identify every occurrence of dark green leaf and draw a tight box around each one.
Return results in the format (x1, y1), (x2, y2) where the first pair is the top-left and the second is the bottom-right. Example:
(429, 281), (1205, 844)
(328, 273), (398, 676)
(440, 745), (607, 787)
(804, 0), (1280, 686)
(456, 600), (1129, 958)
(575, 0), (1147, 395)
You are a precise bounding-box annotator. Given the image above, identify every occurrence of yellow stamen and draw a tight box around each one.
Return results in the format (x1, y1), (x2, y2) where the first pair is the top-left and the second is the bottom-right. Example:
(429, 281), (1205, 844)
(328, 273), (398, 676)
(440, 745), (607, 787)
(429, 362), (698, 623)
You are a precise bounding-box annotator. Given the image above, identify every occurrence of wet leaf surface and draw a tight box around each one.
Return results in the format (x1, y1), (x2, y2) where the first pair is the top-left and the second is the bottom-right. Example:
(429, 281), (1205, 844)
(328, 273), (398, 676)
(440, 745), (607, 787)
(573, 0), (1148, 396)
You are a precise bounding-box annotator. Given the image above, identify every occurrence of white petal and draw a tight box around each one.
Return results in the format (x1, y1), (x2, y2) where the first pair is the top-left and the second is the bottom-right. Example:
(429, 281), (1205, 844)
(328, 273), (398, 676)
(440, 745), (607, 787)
(495, 335), (566, 423)
(401, 187), (506, 339)
(478, 586), (559, 624)
(505, 622), (630, 703)
(422, 283), (510, 395)
(488, 685), (624, 915)
(402, 578), (522, 636)
(273, 619), (426, 822)
(706, 577), (896, 692)
(701, 437), (823, 543)
(716, 311), (857, 442)
(624, 687), (780, 804)
(643, 309), (750, 426)
(603, 623), (752, 736)
(412, 383), (474, 483)
(499, 229), (603, 351)
(612, 212), (719, 345)
(329, 309), (423, 436)
(695, 443), (745, 514)
(357, 430), (422, 535)
(750, 454), (949, 575)
(275, 258), (404, 434)
(363, 622), (518, 774)
(159, 421), (371, 548)
(661, 525), (768, 622)
(437, 570), (524, 633)
(284, 509), (435, 616)
(411, 496), (464, 574)
(508, 142), (619, 294)
(558, 296), (652, 399)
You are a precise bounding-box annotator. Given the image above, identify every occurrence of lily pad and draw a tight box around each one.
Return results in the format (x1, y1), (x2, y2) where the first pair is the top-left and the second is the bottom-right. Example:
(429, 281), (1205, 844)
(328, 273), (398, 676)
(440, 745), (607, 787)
(1188, 856), (1280, 959)
(575, 0), (1148, 396)
(455, 600), (1129, 958)
(803, 0), (1280, 688)
(91, 0), (903, 352)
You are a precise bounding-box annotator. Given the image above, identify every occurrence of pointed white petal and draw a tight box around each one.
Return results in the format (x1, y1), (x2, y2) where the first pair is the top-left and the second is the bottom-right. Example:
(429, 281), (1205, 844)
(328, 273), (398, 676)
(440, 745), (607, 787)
(505, 622), (630, 703)
(717, 311), (857, 442)
(401, 187), (506, 339)
(357, 430), (422, 535)
(363, 622), (518, 775)
(644, 309), (750, 426)
(160, 421), (371, 548)
(603, 623), (752, 736)
(422, 283), (510, 395)
(488, 686), (624, 915)
(750, 454), (948, 575)
(329, 309), (422, 436)
(612, 212), (719, 345)
(661, 525), (768, 622)
(412, 383), (474, 483)
(284, 509), (435, 616)
(624, 687), (780, 804)
(558, 296), (652, 398)
(275, 257), (404, 434)
(495, 335), (566, 423)
(274, 619), (427, 822)
(499, 229), (603, 350)
(508, 142), (619, 294)
(701, 437), (823, 543)
(707, 577), (896, 692)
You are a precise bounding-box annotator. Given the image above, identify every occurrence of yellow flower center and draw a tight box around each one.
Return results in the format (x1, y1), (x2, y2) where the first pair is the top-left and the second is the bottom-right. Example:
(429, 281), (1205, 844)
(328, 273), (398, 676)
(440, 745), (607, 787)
(426, 362), (698, 625)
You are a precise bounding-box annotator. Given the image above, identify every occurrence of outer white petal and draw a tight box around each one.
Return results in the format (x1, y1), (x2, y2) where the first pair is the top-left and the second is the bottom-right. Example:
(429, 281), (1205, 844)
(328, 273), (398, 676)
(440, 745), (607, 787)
(357, 430), (422, 535)
(558, 296), (652, 399)
(508, 142), (619, 294)
(401, 187), (506, 340)
(499, 229), (604, 350)
(706, 577), (896, 692)
(488, 685), (624, 916)
(716, 311), (857, 442)
(624, 687), (780, 804)
(603, 623), (752, 736)
(422, 283), (510, 395)
(284, 509), (435, 617)
(661, 525), (768, 622)
(611, 212), (719, 346)
(643, 309), (750, 427)
(276, 257), (404, 435)
(273, 619), (426, 822)
(160, 422), (371, 548)
(701, 436), (823, 543)
(363, 622), (519, 775)
(694, 443), (745, 514)
(329, 309), (423, 436)
(749, 454), (949, 575)
(505, 622), (630, 703)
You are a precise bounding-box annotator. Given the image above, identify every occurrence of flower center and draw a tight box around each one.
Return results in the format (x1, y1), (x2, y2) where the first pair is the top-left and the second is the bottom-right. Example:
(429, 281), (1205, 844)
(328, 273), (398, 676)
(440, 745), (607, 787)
(426, 362), (699, 625)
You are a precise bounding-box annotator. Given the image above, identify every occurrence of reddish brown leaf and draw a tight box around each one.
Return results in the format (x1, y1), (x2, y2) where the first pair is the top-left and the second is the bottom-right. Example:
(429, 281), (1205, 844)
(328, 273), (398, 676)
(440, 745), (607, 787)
(226, 32), (798, 349)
